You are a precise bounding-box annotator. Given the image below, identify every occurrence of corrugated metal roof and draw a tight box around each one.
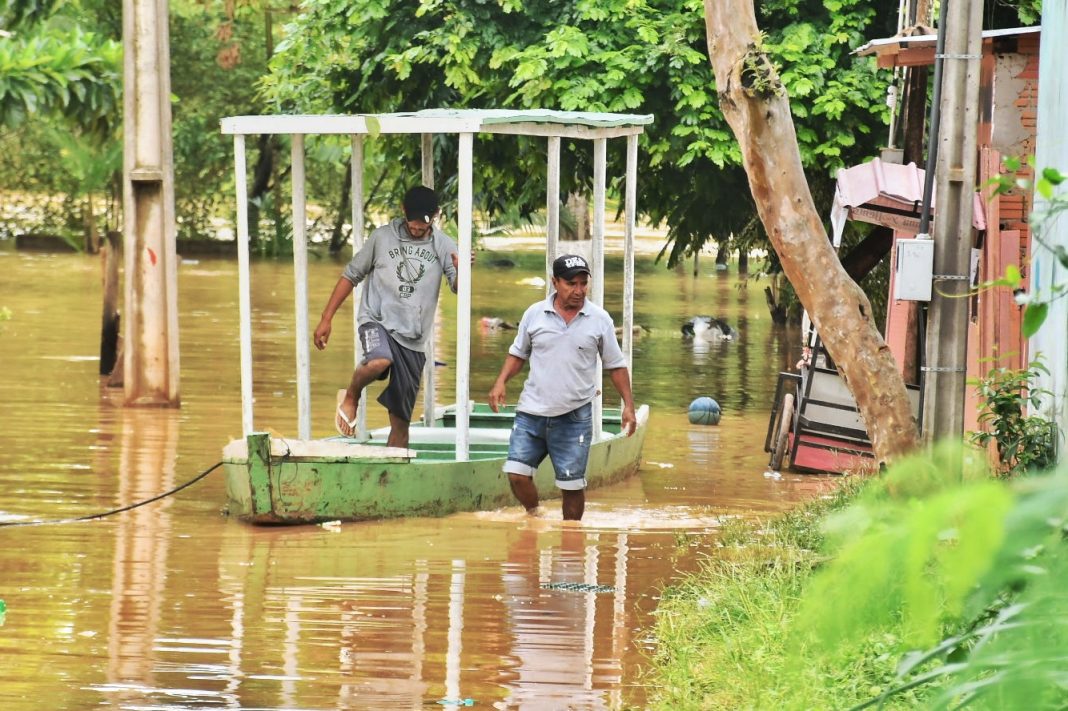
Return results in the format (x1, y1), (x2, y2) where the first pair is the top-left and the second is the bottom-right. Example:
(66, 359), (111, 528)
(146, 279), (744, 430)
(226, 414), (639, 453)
(835, 158), (927, 209)
(829, 158), (986, 244)
(856, 25), (1040, 56)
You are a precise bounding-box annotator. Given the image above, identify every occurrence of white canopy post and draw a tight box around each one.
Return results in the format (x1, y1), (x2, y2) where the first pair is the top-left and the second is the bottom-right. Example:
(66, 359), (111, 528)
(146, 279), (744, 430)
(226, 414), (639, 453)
(234, 134), (255, 436)
(350, 134), (368, 439)
(455, 132), (474, 461)
(592, 137), (607, 438)
(546, 135), (561, 292)
(623, 134), (638, 372)
(291, 135), (312, 440)
(421, 132), (437, 427)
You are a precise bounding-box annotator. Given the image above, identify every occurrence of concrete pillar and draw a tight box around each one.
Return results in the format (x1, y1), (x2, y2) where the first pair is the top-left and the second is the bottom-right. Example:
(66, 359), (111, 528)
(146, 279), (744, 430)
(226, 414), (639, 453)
(122, 0), (180, 406)
(921, 0), (983, 442)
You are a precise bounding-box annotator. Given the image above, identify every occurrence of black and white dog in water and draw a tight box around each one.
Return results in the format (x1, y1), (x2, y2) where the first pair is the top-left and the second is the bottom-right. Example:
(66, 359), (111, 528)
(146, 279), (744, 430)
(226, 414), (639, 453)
(681, 316), (739, 342)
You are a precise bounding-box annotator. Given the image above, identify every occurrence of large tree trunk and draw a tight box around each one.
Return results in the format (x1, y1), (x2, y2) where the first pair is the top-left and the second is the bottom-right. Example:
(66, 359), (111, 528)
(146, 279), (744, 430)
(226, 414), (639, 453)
(562, 192), (590, 241)
(705, 0), (919, 463)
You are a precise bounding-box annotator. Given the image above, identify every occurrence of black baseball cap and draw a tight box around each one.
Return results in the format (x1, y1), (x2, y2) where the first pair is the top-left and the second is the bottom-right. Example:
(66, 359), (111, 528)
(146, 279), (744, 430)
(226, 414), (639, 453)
(552, 254), (591, 279)
(403, 186), (439, 223)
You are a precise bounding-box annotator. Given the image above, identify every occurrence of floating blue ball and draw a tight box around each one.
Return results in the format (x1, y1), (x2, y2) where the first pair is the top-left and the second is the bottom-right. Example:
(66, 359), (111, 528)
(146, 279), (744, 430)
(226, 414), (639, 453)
(688, 396), (721, 425)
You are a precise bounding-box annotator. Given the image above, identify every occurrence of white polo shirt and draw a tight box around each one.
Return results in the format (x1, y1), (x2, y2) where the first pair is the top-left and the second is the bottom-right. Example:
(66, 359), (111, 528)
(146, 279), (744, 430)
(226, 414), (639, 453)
(508, 294), (627, 417)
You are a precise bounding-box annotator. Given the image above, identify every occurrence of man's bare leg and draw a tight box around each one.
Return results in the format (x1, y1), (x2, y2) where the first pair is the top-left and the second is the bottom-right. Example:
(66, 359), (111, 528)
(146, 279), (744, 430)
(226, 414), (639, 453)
(337, 357), (391, 435)
(386, 410), (411, 448)
(562, 489), (585, 521)
(508, 473), (540, 514)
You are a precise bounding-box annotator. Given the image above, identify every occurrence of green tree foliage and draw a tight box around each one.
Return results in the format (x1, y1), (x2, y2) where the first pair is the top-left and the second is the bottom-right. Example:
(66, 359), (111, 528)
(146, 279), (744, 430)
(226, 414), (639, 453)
(260, 0), (894, 264)
(0, 0), (63, 30)
(1, 1), (278, 242)
(0, 28), (120, 136)
(0, 3), (121, 244)
(169, 0), (277, 239)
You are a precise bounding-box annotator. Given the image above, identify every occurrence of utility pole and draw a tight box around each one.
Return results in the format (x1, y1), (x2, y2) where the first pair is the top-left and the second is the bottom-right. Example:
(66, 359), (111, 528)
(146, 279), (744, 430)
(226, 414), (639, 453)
(921, 0), (983, 442)
(122, 0), (180, 406)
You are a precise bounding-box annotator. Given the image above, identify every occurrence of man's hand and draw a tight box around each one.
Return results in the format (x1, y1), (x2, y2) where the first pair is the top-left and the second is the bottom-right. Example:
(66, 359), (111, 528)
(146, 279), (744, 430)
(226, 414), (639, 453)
(621, 404), (637, 437)
(313, 318), (332, 351)
(451, 251), (476, 270)
(488, 382), (507, 413)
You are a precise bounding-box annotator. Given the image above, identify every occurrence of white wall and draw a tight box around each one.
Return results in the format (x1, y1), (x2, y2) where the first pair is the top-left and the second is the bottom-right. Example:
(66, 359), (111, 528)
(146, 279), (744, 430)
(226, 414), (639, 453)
(1030, 5), (1068, 456)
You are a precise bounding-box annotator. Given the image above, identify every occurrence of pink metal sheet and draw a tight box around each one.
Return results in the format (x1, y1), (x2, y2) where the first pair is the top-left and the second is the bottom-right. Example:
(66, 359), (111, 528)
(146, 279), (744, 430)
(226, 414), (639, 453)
(833, 158), (987, 234)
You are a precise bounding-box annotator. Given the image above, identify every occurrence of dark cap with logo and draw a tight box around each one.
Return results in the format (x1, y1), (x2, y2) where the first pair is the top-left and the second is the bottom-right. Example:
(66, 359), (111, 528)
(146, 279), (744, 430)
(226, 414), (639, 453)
(552, 254), (592, 279)
(403, 185), (439, 223)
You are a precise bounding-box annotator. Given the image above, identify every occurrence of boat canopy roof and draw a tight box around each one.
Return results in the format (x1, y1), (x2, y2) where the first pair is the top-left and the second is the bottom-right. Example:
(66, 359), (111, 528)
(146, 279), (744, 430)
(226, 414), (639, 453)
(221, 109), (654, 139)
(223, 107), (649, 452)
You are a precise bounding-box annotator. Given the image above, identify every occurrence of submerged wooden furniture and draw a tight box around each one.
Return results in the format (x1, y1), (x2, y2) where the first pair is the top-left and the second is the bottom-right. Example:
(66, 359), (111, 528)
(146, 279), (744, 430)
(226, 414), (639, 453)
(219, 109), (653, 523)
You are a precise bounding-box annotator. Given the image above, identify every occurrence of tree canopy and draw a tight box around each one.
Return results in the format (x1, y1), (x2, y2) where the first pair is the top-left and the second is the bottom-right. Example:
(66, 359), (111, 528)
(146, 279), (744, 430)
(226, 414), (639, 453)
(260, 0), (895, 263)
(0, 26), (120, 136)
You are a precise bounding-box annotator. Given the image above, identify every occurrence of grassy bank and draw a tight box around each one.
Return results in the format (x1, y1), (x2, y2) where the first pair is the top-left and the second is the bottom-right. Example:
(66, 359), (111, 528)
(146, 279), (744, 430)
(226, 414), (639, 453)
(644, 478), (932, 709)
(643, 445), (1068, 710)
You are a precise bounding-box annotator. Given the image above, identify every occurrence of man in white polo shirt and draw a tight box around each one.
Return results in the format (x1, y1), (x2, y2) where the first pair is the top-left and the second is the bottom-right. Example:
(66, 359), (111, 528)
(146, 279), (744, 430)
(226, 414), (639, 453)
(488, 254), (636, 521)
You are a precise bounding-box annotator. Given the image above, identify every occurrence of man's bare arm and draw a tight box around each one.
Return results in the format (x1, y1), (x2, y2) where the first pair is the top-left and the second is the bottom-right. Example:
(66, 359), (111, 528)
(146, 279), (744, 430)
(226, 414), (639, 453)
(608, 367), (637, 436)
(488, 354), (527, 412)
(313, 277), (355, 350)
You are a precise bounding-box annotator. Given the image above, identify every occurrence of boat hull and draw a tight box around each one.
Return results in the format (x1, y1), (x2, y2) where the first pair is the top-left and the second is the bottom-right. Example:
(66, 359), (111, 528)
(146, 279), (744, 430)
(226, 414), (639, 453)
(224, 404), (648, 524)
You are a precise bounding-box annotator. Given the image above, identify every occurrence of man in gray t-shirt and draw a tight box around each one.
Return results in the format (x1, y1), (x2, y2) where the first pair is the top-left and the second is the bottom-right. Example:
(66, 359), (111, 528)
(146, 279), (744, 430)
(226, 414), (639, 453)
(314, 186), (459, 447)
(488, 254), (636, 521)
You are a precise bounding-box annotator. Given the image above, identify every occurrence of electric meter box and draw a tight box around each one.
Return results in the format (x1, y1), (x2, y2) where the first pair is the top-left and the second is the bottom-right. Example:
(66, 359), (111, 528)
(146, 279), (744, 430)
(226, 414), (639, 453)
(894, 238), (934, 301)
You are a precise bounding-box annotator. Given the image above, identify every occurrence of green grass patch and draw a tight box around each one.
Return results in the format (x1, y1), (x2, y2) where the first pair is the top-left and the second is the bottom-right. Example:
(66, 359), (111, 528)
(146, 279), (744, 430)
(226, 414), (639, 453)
(645, 477), (938, 710)
(644, 444), (1068, 710)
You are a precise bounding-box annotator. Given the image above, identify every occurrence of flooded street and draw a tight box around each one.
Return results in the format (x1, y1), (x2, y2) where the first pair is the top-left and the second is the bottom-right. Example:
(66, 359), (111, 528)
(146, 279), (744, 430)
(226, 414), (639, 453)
(0, 246), (832, 709)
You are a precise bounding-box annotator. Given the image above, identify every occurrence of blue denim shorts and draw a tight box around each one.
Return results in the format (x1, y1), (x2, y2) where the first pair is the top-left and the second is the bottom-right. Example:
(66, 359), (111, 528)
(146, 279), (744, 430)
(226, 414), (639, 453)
(503, 403), (593, 491)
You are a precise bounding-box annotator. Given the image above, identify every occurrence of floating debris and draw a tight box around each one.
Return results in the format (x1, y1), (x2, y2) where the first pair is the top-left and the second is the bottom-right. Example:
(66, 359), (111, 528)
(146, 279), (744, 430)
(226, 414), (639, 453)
(540, 582), (616, 594)
(434, 698), (474, 706)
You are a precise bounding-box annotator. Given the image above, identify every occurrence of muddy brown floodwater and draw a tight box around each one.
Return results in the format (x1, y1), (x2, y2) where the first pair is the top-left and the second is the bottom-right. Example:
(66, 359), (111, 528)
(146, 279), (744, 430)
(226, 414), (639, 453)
(0, 247), (833, 709)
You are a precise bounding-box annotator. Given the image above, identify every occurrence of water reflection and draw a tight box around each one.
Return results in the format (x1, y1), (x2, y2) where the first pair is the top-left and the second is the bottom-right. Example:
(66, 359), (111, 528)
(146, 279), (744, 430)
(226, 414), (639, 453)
(0, 249), (835, 710)
(106, 405), (179, 701)
(205, 521), (649, 709)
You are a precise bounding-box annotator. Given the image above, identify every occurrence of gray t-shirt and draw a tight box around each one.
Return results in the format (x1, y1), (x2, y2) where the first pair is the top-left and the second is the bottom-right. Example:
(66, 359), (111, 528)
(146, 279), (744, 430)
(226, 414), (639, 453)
(342, 218), (458, 352)
(508, 294), (627, 417)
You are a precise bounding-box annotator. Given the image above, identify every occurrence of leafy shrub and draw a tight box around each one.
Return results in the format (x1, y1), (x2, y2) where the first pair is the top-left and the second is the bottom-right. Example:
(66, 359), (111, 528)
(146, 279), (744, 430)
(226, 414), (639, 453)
(970, 360), (1059, 478)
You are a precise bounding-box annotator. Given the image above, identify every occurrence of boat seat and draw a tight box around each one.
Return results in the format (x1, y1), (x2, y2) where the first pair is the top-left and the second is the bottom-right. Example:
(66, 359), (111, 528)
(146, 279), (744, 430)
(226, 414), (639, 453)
(369, 426), (513, 446)
(223, 437), (415, 461)
(368, 425), (620, 446)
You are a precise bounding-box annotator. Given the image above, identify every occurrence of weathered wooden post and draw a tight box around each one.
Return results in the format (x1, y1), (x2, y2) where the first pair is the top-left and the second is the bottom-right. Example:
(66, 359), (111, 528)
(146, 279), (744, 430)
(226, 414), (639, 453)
(100, 230), (122, 377)
(122, 0), (180, 406)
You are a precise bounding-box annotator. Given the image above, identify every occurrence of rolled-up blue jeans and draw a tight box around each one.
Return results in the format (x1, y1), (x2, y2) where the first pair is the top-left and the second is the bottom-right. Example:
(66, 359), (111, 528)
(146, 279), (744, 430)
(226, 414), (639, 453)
(503, 402), (593, 491)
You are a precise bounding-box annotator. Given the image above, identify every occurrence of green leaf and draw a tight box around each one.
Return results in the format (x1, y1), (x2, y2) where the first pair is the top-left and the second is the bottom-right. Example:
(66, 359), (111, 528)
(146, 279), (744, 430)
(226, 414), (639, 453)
(1042, 167), (1065, 186)
(1036, 178), (1053, 200)
(1004, 264), (1022, 288)
(1022, 302), (1049, 338)
(364, 115), (381, 139)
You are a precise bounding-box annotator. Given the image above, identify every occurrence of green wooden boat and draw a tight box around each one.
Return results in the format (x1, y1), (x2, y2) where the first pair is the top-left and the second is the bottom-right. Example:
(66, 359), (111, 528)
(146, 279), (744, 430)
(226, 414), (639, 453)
(223, 403), (649, 524)
(220, 110), (653, 524)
